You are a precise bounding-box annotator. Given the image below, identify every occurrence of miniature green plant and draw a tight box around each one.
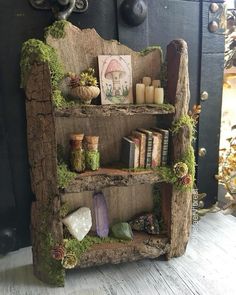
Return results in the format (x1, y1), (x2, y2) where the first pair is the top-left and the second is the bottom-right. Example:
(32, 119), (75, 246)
(69, 68), (98, 88)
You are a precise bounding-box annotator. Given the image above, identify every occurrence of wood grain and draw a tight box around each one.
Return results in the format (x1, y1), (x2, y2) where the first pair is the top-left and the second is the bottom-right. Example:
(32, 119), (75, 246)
(46, 22), (162, 95)
(25, 63), (64, 284)
(167, 40), (192, 259)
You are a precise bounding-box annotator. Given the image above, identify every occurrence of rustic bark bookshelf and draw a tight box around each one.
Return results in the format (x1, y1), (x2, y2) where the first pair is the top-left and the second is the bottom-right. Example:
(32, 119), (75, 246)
(23, 22), (193, 286)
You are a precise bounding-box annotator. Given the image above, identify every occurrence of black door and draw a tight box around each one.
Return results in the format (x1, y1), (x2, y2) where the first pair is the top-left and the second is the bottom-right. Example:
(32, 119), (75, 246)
(0, 0), (224, 251)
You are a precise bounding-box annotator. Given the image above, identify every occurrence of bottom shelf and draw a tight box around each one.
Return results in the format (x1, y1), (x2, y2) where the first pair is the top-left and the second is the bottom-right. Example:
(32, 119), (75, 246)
(77, 232), (170, 268)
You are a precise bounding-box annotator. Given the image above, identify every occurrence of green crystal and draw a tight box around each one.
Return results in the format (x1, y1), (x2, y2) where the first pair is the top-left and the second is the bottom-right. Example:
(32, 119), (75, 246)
(111, 222), (133, 241)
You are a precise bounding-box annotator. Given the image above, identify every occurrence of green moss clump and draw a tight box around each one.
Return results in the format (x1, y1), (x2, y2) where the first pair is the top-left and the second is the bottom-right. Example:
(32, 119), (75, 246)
(59, 203), (70, 218)
(57, 163), (76, 189)
(171, 115), (196, 140)
(44, 20), (69, 39)
(181, 145), (195, 179)
(156, 166), (178, 185)
(53, 89), (75, 109)
(20, 38), (64, 89)
(140, 46), (163, 60)
(38, 232), (65, 286)
(20, 38), (74, 109)
(160, 103), (175, 112)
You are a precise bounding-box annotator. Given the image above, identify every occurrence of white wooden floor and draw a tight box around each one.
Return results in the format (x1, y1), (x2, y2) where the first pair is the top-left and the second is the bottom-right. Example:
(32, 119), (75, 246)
(0, 212), (236, 295)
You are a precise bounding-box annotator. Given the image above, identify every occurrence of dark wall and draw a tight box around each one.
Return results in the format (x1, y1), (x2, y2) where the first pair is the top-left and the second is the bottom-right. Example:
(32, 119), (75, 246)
(0, 0), (118, 249)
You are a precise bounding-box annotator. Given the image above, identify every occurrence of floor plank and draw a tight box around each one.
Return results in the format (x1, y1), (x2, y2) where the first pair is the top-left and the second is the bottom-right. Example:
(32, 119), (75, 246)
(0, 212), (235, 295)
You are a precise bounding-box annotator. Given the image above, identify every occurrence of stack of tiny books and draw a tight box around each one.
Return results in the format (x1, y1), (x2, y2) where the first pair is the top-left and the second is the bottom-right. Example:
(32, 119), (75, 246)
(121, 127), (169, 169)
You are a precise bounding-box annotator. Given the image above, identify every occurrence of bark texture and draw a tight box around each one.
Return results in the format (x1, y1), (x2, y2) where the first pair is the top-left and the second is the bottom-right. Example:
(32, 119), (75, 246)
(78, 233), (170, 268)
(24, 23), (193, 285)
(25, 63), (64, 285)
(166, 40), (193, 259)
(55, 104), (175, 118)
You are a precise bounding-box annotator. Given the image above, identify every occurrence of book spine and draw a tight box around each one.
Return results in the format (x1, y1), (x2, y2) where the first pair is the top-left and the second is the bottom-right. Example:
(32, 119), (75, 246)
(146, 136), (153, 168)
(161, 133), (169, 166)
(152, 135), (162, 167)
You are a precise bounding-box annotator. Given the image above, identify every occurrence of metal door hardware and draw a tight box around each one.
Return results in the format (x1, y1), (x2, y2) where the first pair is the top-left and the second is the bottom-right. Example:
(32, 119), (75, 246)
(208, 3), (226, 34)
(200, 91), (209, 101)
(199, 148), (207, 158)
(29, 0), (88, 20)
(120, 0), (148, 27)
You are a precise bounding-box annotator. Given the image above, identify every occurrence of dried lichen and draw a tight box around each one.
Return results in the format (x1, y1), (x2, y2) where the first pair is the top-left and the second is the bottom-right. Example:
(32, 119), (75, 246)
(44, 20), (69, 39)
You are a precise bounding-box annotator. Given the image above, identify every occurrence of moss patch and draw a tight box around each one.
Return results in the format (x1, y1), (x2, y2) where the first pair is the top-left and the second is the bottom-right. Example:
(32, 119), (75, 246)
(64, 236), (126, 266)
(53, 89), (74, 109)
(140, 46), (163, 60)
(20, 38), (74, 109)
(172, 114), (196, 140)
(20, 38), (64, 89)
(38, 232), (65, 286)
(44, 20), (69, 39)
(57, 163), (76, 189)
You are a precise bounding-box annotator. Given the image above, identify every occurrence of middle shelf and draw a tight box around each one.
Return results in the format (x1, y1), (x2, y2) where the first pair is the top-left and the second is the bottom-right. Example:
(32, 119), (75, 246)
(54, 104), (175, 118)
(62, 166), (165, 193)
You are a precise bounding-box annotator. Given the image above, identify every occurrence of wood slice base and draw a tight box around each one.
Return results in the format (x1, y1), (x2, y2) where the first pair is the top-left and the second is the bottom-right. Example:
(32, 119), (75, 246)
(77, 233), (170, 268)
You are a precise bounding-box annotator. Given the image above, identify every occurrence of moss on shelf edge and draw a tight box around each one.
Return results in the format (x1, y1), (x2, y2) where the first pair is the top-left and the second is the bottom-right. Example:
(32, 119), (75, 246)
(57, 163), (77, 190)
(44, 20), (69, 40)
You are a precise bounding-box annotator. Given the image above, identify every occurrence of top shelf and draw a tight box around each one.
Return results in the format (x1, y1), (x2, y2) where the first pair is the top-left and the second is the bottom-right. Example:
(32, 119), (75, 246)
(54, 104), (175, 118)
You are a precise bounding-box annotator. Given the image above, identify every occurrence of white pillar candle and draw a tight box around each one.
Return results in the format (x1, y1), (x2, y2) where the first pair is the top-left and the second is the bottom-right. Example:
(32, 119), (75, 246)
(136, 83), (145, 104)
(154, 87), (164, 104)
(152, 79), (161, 88)
(143, 76), (152, 86)
(145, 86), (154, 104)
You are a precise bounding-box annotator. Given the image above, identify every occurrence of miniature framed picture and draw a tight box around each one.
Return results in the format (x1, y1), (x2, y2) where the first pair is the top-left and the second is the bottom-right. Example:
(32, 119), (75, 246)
(98, 55), (133, 104)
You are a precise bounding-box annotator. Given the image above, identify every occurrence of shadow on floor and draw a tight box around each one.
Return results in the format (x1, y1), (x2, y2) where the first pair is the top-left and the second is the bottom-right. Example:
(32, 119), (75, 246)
(0, 264), (47, 288)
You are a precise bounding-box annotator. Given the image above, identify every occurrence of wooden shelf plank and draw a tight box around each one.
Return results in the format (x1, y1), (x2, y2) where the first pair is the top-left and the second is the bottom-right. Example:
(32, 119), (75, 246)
(63, 167), (163, 193)
(77, 232), (170, 268)
(54, 104), (175, 118)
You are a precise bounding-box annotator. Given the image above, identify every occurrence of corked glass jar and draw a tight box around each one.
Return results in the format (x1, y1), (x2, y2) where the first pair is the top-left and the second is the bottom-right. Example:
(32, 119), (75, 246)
(70, 133), (86, 173)
(84, 136), (100, 171)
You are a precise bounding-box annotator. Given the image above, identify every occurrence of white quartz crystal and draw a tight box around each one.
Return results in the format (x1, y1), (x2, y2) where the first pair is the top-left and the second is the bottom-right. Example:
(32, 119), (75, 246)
(62, 207), (92, 241)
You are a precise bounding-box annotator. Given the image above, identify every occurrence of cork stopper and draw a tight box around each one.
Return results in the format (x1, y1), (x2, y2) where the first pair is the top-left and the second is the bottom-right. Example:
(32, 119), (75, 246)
(84, 136), (99, 144)
(70, 133), (84, 141)
(84, 136), (99, 151)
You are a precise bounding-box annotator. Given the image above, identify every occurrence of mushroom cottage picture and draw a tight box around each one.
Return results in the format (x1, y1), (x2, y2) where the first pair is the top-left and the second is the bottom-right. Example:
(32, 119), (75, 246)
(98, 55), (133, 104)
